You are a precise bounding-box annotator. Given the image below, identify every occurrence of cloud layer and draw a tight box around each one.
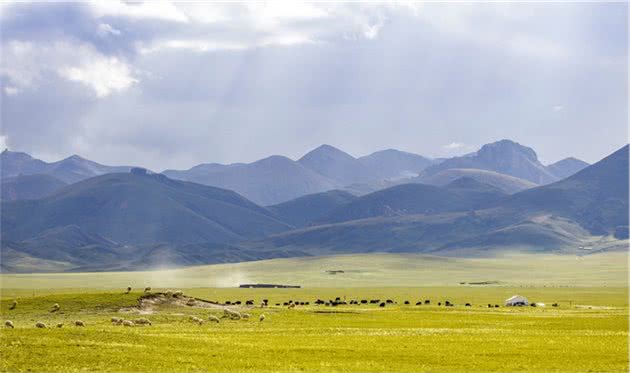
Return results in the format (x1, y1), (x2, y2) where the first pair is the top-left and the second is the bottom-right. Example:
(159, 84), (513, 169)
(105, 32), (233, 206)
(1, 1), (627, 170)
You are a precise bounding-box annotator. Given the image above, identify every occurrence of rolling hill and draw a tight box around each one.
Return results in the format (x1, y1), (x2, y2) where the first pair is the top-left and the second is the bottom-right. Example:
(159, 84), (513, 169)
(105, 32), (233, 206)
(1, 143), (625, 272)
(269, 190), (357, 227)
(501, 145), (629, 236)
(1, 172), (291, 248)
(416, 168), (537, 194)
(1, 174), (68, 200)
(319, 178), (506, 224)
(244, 145), (629, 256)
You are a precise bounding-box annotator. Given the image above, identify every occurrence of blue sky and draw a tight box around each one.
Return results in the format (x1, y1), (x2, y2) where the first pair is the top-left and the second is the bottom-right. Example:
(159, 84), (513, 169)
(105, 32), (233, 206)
(1, 1), (627, 170)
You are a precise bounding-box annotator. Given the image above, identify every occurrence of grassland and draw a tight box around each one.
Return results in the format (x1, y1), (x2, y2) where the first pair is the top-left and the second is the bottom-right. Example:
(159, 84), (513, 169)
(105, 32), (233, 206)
(1, 251), (627, 290)
(1, 252), (628, 372)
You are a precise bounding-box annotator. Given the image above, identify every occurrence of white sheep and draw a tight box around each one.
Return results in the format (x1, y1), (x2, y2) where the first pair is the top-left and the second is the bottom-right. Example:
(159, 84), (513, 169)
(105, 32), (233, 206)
(241, 313), (250, 320)
(144, 287), (151, 293)
(186, 298), (196, 306)
(122, 320), (134, 327)
(50, 303), (60, 313)
(56, 323), (64, 328)
(223, 309), (241, 320)
(134, 318), (152, 326)
(5, 320), (14, 328)
(259, 314), (265, 322)
(111, 317), (122, 323)
(208, 315), (220, 323)
(173, 290), (184, 298)
(74, 320), (85, 327)
(190, 316), (204, 325)
(9, 300), (17, 310)
(35, 321), (47, 328)
(165, 290), (174, 297)
(288, 303), (295, 309)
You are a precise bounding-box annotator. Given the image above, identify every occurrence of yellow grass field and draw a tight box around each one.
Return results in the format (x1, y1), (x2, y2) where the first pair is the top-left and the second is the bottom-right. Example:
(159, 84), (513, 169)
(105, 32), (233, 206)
(1, 252), (628, 372)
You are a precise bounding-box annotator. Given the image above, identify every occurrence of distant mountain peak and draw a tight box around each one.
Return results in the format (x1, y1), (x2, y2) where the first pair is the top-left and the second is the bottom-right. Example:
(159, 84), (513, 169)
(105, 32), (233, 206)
(422, 139), (556, 185)
(299, 144), (356, 162)
(546, 157), (590, 179)
(298, 144), (375, 186)
(1, 150), (136, 183)
(65, 154), (85, 161)
(558, 156), (582, 163)
(257, 154), (293, 163)
(477, 139), (538, 162)
(1, 149), (34, 159)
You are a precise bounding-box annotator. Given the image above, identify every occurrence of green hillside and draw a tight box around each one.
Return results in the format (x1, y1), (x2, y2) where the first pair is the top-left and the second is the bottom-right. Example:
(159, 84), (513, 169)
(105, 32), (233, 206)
(2, 172), (290, 245)
(1, 174), (68, 200)
(269, 190), (357, 227)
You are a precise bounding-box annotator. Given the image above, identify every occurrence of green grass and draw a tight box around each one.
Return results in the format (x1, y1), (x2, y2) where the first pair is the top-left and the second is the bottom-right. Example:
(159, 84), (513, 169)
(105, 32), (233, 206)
(0, 252), (628, 372)
(1, 251), (627, 290)
(0, 287), (627, 372)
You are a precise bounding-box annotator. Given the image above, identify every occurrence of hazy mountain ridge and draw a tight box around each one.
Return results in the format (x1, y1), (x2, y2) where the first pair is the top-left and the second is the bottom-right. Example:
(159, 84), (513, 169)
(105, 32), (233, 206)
(162, 145), (438, 205)
(269, 190), (358, 227)
(298, 144), (376, 186)
(416, 168), (537, 194)
(242, 145), (629, 256)
(1, 174), (68, 200)
(164, 155), (338, 206)
(546, 157), (590, 179)
(1, 172), (290, 248)
(1, 150), (136, 183)
(357, 149), (435, 180)
(421, 140), (558, 184)
(319, 178), (507, 224)
(1, 141), (621, 272)
(5, 140), (588, 205)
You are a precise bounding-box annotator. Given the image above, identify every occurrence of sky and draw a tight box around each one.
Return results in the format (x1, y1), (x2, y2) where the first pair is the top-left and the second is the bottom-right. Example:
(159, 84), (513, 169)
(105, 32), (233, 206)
(1, 1), (627, 171)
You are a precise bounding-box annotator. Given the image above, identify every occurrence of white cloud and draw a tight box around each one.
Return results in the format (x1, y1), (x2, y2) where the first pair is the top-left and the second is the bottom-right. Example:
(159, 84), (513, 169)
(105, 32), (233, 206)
(59, 57), (137, 97)
(553, 105), (564, 112)
(1, 41), (137, 97)
(3, 86), (18, 95)
(88, 1), (188, 23)
(443, 142), (469, 150)
(1, 41), (39, 88)
(97, 23), (121, 37)
(139, 39), (248, 54)
(246, 2), (328, 30)
(362, 20), (383, 40)
(0, 135), (7, 150)
(136, 3), (390, 54)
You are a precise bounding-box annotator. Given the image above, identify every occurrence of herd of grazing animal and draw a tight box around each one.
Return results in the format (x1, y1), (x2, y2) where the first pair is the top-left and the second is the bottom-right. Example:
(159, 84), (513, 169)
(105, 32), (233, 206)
(3, 287), (560, 330)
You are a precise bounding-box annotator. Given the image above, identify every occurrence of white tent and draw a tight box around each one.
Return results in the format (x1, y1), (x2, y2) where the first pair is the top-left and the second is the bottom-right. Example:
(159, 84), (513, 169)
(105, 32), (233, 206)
(505, 295), (529, 306)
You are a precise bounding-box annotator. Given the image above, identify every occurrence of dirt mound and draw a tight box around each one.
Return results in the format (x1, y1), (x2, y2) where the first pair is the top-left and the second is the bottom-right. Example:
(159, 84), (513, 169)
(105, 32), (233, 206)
(120, 292), (226, 314)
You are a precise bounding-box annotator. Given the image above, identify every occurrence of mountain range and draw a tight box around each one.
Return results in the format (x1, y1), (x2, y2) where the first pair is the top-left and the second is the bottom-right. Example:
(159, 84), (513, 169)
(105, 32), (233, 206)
(2, 140), (620, 273)
(1, 150), (135, 184)
(2, 140), (589, 204)
(243, 145), (628, 257)
(161, 139), (587, 204)
(162, 145), (438, 205)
